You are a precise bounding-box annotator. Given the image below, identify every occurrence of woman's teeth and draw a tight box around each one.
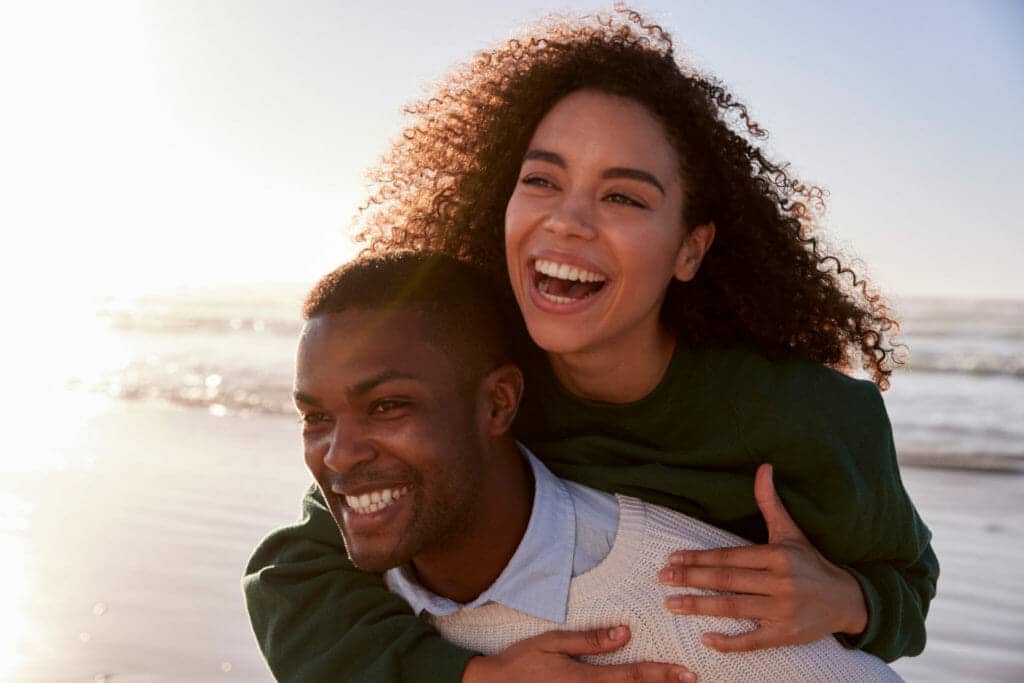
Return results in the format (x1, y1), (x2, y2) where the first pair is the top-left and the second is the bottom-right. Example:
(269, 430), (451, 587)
(534, 259), (607, 303)
(340, 485), (411, 514)
(538, 279), (574, 304)
(534, 259), (605, 283)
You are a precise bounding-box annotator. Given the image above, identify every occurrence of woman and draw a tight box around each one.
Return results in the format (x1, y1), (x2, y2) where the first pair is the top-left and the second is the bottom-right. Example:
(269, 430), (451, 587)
(244, 8), (936, 681)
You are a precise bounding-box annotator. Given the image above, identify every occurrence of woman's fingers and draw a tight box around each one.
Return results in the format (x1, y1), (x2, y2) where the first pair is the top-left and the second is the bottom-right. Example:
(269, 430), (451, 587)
(701, 625), (794, 653)
(664, 593), (773, 621)
(464, 626), (697, 683)
(534, 625), (633, 656)
(753, 463), (807, 544)
(590, 662), (697, 683)
(658, 565), (776, 594)
(667, 544), (788, 571)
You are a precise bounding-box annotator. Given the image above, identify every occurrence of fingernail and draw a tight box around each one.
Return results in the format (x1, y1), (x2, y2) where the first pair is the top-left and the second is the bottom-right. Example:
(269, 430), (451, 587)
(666, 596), (685, 611)
(670, 552), (686, 565)
(609, 626), (626, 640)
(681, 672), (697, 683)
(658, 567), (675, 582)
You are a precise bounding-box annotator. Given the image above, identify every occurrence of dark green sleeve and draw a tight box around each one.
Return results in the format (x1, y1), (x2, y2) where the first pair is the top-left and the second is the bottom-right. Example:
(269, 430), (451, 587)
(837, 548), (939, 660)
(776, 378), (939, 662)
(242, 484), (477, 682)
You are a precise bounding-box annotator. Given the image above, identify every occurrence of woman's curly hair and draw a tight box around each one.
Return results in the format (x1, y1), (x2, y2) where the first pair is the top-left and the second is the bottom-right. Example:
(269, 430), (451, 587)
(355, 7), (903, 388)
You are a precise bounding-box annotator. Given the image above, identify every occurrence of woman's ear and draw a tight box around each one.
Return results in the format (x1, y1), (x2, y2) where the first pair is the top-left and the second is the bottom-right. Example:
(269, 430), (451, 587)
(674, 222), (716, 282)
(480, 363), (524, 437)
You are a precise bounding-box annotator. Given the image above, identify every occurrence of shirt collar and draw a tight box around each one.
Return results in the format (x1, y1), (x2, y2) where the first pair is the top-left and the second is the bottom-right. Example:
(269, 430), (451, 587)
(384, 444), (576, 624)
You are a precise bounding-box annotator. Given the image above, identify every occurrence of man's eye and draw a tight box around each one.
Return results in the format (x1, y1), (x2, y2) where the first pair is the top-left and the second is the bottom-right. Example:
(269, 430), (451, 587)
(371, 399), (409, 415)
(300, 412), (330, 426)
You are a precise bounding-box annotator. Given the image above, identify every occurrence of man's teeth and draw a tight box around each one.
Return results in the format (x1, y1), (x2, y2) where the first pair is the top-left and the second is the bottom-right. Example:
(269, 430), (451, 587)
(339, 485), (411, 514)
(534, 259), (605, 283)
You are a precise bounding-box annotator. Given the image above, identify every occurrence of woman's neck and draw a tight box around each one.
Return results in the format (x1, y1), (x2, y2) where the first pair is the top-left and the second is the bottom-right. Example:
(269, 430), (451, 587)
(549, 325), (677, 403)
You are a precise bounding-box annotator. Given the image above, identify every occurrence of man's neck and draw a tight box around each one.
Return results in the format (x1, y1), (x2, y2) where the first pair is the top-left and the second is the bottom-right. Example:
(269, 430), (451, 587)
(409, 440), (533, 603)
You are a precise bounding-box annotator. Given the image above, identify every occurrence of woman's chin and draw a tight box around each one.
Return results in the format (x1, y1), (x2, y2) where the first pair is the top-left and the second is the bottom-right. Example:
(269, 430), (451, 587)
(524, 321), (594, 358)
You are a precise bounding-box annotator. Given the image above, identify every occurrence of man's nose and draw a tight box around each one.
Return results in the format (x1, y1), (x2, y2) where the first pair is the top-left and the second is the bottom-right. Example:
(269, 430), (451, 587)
(543, 192), (597, 241)
(323, 420), (374, 473)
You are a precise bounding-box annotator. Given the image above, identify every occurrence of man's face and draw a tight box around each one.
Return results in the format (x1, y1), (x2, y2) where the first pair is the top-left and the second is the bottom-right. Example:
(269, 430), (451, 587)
(293, 307), (486, 572)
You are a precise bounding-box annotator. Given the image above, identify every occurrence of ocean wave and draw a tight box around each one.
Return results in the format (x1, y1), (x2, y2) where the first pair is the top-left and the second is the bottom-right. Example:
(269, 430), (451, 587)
(900, 352), (1024, 379)
(99, 309), (302, 337)
(76, 374), (296, 417)
(898, 451), (1024, 474)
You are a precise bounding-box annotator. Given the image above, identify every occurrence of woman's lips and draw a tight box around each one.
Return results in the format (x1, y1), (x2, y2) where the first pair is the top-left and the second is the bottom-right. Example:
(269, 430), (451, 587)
(530, 256), (607, 306)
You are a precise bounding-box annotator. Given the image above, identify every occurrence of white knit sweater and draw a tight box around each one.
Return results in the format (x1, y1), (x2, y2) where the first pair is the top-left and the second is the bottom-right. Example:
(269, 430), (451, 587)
(431, 495), (902, 682)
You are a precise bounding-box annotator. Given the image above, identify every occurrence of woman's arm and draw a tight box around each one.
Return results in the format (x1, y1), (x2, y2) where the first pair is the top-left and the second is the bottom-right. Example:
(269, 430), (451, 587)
(656, 376), (938, 661)
(243, 484), (476, 681)
(837, 547), (938, 660)
(243, 485), (695, 682)
(659, 464), (869, 648)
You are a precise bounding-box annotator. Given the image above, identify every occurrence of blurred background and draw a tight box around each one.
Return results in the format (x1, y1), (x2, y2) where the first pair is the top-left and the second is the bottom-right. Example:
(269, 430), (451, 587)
(1, 1), (1021, 680)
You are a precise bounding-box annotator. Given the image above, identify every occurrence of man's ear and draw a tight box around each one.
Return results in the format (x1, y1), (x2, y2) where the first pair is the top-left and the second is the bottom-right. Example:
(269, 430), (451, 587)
(480, 363), (524, 437)
(674, 222), (716, 282)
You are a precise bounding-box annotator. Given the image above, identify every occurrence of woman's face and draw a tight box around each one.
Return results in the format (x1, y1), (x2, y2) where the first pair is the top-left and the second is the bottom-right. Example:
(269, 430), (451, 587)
(504, 89), (691, 358)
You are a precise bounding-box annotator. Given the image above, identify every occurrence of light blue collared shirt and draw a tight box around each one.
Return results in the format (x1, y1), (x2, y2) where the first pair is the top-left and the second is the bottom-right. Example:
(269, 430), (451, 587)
(384, 445), (619, 624)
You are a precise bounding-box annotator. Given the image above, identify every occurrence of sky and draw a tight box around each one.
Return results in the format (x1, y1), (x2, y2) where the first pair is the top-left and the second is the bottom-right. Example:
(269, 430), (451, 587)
(2, 0), (1022, 303)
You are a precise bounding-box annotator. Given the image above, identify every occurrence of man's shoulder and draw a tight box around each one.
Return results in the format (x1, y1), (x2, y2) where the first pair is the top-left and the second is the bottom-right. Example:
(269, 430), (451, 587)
(617, 495), (752, 557)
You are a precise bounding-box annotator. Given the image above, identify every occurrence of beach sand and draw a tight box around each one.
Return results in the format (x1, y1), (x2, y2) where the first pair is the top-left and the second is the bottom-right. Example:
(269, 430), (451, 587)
(4, 396), (1022, 682)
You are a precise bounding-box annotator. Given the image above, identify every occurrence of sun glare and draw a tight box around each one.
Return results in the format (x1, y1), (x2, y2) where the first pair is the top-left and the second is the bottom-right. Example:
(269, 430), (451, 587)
(0, 506), (33, 680)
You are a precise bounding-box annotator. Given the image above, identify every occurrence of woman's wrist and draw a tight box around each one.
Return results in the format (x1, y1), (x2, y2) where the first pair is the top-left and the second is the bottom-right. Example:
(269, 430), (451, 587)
(835, 567), (869, 636)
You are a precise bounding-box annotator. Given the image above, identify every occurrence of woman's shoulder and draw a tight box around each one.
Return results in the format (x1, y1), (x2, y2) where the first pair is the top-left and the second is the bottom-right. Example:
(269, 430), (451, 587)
(689, 347), (892, 469)
(694, 347), (884, 417)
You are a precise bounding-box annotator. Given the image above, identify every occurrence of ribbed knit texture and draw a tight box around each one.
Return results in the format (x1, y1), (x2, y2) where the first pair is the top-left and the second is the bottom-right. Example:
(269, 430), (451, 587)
(431, 496), (902, 682)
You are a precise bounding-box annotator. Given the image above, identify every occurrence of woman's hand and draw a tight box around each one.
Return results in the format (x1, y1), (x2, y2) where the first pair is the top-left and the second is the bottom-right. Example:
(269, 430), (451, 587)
(658, 464), (868, 652)
(462, 625), (696, 683)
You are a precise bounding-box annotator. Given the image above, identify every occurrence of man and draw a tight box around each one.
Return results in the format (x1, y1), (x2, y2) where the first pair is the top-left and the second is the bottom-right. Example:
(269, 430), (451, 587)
(284, 252), (900, 682)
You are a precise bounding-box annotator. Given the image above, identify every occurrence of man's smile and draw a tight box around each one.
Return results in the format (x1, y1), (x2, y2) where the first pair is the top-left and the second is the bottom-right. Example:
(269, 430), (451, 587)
(337, 484), (412, 515)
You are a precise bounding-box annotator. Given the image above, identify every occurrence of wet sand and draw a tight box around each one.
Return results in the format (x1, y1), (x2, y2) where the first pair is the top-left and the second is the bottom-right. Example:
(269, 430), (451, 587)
(4, 397), (1022, 681)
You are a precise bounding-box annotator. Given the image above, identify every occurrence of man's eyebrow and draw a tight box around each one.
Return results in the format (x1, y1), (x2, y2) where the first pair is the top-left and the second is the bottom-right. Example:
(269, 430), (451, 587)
(351, 369), (419, 396)
(293, 370), (419, 407)
(523, 149), (665, 195)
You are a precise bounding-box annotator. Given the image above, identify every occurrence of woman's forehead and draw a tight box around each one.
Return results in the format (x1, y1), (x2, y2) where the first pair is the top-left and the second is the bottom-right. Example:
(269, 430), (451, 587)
(528, 89), (681, 181)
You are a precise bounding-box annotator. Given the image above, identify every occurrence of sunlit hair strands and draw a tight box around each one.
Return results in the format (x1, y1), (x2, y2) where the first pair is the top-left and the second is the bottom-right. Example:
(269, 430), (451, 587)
(353, 6), (903, 388)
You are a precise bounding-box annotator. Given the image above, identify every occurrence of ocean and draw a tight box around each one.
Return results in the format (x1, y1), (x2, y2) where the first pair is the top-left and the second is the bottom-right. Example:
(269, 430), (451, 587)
(79, 287), (1024, 471)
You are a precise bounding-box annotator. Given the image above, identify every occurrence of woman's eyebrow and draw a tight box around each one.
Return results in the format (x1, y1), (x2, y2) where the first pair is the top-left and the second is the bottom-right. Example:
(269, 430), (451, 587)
(522, 149), (665, 195)
(523, 149), (565, 166)
(601, 167), (665, 195)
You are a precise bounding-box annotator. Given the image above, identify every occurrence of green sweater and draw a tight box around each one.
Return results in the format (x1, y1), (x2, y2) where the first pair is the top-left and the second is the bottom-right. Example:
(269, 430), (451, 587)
(243, 347), (938, 681)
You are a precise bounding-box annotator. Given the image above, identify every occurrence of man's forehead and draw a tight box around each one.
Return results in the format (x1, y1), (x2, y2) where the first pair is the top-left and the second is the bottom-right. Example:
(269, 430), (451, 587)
(302, 307), (435, 344)
(297, 308), (461, 377)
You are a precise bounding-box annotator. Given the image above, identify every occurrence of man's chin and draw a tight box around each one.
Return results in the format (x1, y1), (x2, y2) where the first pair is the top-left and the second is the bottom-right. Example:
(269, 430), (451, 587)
(346, 549), (400, 574)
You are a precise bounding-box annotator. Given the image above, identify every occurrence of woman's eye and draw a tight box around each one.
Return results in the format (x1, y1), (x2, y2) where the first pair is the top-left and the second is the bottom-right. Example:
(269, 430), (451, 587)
(520, 175), (557, 190)
(605, 192), (646, 208)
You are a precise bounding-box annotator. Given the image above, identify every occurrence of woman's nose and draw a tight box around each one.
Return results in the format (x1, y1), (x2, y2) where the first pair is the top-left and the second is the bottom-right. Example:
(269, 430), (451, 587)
(543, 192), (597, 240)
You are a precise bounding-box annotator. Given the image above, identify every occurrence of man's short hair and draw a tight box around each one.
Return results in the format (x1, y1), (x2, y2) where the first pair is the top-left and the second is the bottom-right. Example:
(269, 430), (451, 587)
(304, 252), (521, 372)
